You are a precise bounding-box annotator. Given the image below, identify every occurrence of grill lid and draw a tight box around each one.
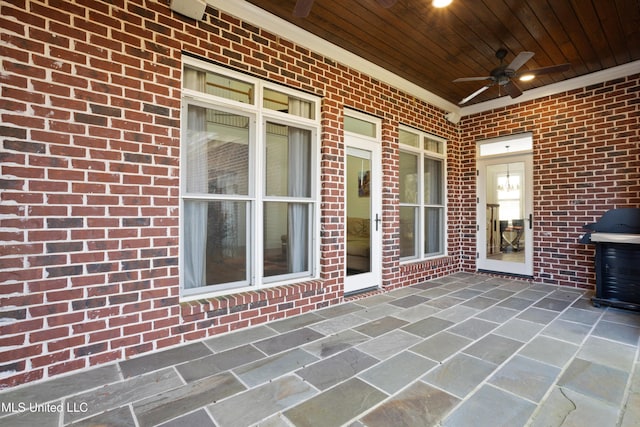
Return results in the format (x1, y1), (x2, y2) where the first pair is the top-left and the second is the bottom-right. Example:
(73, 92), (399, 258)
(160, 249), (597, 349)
(580, 208), (640, 244)
(582, 208), (640, 233)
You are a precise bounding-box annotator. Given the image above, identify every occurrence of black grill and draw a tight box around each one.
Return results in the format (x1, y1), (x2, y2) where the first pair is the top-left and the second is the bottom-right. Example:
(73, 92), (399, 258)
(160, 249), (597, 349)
(580, 208), (640, 311)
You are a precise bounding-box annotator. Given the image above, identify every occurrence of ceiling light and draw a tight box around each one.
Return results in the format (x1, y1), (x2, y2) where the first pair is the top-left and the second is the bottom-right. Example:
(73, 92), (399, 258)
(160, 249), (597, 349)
(519, 74), (535, 82)
(432, 0), (452, 8)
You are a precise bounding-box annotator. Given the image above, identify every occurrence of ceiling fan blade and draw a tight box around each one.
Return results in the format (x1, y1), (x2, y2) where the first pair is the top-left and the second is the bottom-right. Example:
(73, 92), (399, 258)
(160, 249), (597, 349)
(504, 80), (523, 98)
(459, 85), (491, 105)
(520, 63), (571, 77)
(377, 0), (398, 7)
(453, 76), (492, 82)
(293, 0), (314, 17)
(507, 51), (534, 72)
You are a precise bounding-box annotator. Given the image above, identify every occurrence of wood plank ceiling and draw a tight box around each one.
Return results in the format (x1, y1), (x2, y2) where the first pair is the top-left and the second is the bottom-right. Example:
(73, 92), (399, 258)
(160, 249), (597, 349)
(242, 0), (640, 106)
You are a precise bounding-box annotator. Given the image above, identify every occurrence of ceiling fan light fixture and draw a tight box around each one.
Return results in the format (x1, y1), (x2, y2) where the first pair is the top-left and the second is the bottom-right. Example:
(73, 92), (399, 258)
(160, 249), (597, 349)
(432, 0), (452, 8)
(519, 73), (535, 82)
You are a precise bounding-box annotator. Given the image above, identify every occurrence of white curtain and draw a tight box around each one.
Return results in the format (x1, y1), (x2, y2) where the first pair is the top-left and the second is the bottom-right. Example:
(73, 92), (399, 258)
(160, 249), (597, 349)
(425, 158), (442, 254)
(183, 68), (208, 289)
(287, 99), (310, 273)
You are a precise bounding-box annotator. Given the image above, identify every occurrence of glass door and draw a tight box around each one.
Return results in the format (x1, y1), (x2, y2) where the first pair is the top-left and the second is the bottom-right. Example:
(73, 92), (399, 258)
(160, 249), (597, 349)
(344, 137), (381, 294)
(477, 153), (533, 276)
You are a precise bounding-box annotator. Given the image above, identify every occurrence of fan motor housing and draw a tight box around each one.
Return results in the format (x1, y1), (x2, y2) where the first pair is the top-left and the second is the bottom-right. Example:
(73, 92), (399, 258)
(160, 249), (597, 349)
(490, 66), (514, 85)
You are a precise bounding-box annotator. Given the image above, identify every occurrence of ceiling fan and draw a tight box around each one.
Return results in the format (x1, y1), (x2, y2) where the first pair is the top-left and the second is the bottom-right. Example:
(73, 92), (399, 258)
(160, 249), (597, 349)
(454, 48), (571, 105)
(293, 0), (398, 17)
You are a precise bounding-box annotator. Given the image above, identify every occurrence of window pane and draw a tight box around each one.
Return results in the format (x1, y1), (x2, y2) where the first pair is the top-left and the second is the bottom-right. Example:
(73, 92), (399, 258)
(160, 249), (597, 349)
(424, 137), (444, 154)
(424, 157), (443, 205)
(399, 129), (419, 147)
(344, 115), (376, 137)
(424, 207), (443, 256)
(400, 206), (417, 258)
(184, 66), (253, 104)
(185, 105), (249, 195)
(263, 88), (314, 119)
(400, 151), (418, 203)
(478, 135), (532, 157)
(264, 202), (309, 277)
(265, 123), (311, 197)
(346, 150), (371, 276)
(184, 200), (248, 288)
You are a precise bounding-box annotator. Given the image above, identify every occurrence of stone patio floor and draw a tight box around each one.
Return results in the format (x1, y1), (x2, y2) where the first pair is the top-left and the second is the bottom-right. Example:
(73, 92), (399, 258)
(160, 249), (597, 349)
(1, 272), (639, 427)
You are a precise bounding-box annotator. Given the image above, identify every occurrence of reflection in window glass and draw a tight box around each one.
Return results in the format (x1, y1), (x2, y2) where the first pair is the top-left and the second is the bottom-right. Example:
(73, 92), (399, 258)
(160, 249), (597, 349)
(263, 88), (314, 119)
(265, 123), (311, 197)
(425, 138), (444, 154)
(263, 202), (310, 278)
(425, 207), (443, 256)
(400, 151), (418, 204)
(400, 206), (417, 258)
(399, 129), (420, 148)
(344, 115), (376, 137)
(184, 66), (254, 104)
(185, 105), (249, 195)
(183, 200), (248, 288)
(424, 157), (443, 205)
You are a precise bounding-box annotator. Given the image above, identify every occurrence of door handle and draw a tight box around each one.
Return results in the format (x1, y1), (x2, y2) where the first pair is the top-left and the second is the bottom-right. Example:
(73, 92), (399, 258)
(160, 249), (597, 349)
(528, 213), (532, 229)
(374, 214), (381, 231)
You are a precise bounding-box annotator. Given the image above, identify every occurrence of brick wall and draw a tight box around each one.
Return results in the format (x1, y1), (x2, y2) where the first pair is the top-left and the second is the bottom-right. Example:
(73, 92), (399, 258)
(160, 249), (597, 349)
(0, 0), (461, 388)
(460, 76), (640, 287)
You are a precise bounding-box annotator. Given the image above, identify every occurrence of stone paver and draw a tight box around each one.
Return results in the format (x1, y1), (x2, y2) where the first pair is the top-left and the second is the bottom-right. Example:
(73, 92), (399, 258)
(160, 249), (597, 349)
(64, 368), (183, 423)
(176, 344), (265, 382)
(443, 384), (536, 427)
(208, 375), (316, 427)
(0, 273), (637, 427)
(360, 381), (459, 427)
(119, 342), (212, 378)
(284, 378), (386, 427)
(462, 333), (523, 365)
(133, 372), (245, 427)
(488, 355), (561, 402)
(422, 353), (497, 398)
(529, 386), (619, 427)
(518, 335), (579, 367)
(234, 348), (318, 387)
(557, 358), (629, 406)
(357, 351), (436, 394)
(356, 329), (421, 360)
(296, 348), (378, 390)
(410, 331), (472, 362)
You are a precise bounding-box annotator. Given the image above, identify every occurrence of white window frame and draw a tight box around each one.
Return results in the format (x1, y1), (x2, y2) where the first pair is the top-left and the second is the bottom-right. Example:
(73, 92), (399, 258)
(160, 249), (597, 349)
(179, 57), (321, 299)
(398, 125), (448, 261)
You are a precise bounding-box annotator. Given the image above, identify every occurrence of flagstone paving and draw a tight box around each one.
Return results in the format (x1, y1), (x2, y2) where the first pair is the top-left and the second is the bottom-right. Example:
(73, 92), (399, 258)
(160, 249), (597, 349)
(1, 272), (639, 426)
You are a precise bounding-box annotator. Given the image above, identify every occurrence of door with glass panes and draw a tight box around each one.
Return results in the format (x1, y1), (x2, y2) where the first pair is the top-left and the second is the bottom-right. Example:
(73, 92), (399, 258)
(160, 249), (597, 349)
(344, 112), (382, 295)
(476, 136), (533, 276)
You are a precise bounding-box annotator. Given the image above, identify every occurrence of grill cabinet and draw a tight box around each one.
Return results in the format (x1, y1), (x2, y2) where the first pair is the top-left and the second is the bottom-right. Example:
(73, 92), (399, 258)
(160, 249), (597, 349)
(580, 208), (640, 311)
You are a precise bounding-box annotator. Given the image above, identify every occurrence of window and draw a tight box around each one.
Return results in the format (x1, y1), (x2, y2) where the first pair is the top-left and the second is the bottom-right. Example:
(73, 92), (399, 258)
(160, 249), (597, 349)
(399, 127), (446, 260)
(181, 58), (320, 297)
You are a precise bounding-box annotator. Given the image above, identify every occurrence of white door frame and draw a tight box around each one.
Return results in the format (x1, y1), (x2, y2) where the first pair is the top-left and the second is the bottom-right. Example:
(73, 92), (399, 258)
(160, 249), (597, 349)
(477, 152), (534, 276)
(344, 133), (382, 294)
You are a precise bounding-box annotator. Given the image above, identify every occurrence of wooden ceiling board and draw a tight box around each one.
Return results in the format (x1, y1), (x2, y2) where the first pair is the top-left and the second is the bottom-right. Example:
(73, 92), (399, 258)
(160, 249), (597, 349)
(242, 0), (640, 105)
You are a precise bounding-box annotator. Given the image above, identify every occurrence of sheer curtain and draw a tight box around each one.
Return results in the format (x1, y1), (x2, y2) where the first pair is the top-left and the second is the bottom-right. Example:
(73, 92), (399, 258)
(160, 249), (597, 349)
(287, 99), (310, 273)
(425, 158), (442, 255)
(183, 69), (208, 289)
